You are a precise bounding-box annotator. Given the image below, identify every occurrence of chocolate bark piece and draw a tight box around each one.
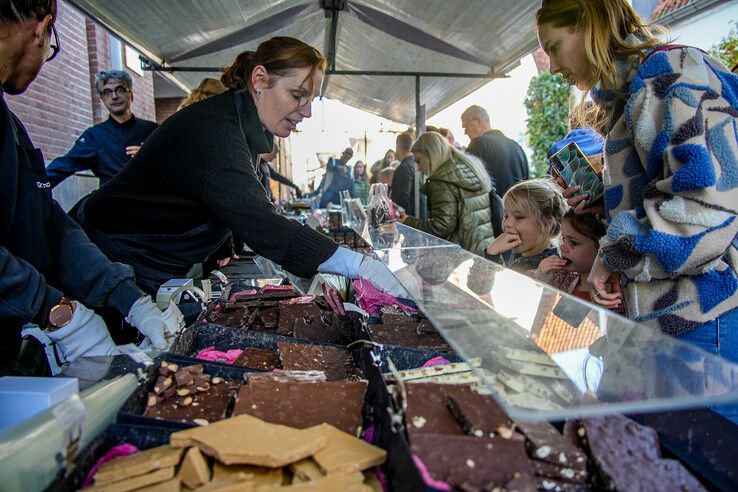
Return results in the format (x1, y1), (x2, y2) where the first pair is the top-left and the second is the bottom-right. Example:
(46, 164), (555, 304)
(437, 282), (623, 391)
(258, 307), (279, 328)
(246, 371), (326, 383)
(277, 303), (324, 336)
(613, 459), (707, 492)
(517, 421), (588, 471)
(445, 388), (513, 437)
(404, 383), (468, 436)
(277, 342), (354, 381)
(292, 312), (352, 344)
(411, 433), (535, 490)
(531, 460), (588, 484)
(537, 478), (591, 491)
(368, 322), (449, 352)
(580, 415), (661, 464)
(232, 378), (367, 435)
(241, 308), (260, 329)
(233, 348), (281, 370)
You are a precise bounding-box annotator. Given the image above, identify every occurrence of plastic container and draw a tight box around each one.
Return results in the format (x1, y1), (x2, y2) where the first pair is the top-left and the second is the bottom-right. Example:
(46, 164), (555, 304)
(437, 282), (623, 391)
(0, 377), (78, 431)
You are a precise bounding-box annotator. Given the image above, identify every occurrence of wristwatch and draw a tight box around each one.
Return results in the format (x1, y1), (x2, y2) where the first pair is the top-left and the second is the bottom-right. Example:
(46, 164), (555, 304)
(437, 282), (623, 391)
(48, 297), (76, 330)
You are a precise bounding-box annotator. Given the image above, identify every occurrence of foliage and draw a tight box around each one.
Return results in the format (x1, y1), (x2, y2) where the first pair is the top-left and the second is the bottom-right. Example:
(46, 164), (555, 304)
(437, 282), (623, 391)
(524, 71), (571, 177)
(710, 20), (738, 70)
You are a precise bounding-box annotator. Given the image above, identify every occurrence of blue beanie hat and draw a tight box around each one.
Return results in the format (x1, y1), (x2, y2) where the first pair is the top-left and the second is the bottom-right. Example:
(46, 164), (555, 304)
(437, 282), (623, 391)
(547, 128), (605, 158)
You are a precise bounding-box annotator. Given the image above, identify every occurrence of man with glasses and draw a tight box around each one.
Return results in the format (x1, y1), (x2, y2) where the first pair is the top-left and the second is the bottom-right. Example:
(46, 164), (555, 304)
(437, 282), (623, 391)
(1, 0), (172, 374)
(45, 70), (158, 187)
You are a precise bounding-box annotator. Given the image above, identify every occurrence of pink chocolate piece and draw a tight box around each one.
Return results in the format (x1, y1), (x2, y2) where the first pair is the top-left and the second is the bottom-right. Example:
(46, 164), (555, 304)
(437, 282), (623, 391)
(353, 279), (417, 315)
(195, 346), (243, 364)
(422, 356), (451, 368)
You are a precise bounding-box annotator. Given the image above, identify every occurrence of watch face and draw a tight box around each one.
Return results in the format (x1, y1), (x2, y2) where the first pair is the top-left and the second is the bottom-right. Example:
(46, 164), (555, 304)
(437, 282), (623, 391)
(49, 304), (74, 329)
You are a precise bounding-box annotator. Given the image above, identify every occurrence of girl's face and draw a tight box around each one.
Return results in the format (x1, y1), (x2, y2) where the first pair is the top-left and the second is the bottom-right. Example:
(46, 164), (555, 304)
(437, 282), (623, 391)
(502, 201), (553, 256)
(385, 151), (396, 164)
(537, 22), (589, 89)
(559, 219), (599, 274)
(355, 162), (365, 176)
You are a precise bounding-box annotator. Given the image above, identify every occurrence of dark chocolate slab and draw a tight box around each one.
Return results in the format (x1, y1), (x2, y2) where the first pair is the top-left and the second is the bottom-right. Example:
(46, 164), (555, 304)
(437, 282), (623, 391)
(277, 342), (353, 381)
(232, 348), (281, 370)
(517, 421), (588, 471)
(277, 303), (323, 336)
(232, 378), (367, 435)
(411, 433), (535, 490)
(404, 383), (467, 436)
(446, 388), (513, 437)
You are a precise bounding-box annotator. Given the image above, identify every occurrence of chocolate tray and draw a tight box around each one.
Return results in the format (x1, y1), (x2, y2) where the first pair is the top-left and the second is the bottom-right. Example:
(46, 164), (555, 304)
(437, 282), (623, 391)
(118, 353), (259, 429)
(47, 423), (175, 492)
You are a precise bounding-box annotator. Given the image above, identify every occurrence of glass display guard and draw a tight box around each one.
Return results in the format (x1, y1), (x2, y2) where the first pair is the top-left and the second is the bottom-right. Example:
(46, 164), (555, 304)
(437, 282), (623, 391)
(357, 222), (738, 421)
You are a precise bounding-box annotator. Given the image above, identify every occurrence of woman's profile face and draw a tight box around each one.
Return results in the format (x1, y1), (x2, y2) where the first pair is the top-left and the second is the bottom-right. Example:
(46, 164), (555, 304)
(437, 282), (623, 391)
(254, 66), (323, 138)
(355, 162), (365, 176)
(537, 22), (588, 89)
(412, 151), (429, 174)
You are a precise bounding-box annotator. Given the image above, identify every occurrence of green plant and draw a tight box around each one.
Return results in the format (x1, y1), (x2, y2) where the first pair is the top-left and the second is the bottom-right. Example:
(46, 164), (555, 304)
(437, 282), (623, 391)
(524, 71), (571, 177)
(710, 20), (738, 70)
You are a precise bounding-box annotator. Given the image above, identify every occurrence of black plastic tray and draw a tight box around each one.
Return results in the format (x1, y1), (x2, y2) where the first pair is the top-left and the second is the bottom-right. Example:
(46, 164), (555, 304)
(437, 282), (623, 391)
(117, 353), (259, 429)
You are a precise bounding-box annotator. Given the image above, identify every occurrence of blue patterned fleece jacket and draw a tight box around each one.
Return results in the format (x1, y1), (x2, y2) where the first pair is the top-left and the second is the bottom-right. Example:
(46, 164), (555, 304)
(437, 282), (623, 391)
(597, 45), (738, 336)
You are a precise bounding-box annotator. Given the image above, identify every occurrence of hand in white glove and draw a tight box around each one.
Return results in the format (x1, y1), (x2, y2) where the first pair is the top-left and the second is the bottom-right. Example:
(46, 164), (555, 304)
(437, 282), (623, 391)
(357, 256), (409, 298)
(46, 302), (119, 362)
(125, 296), (170, 350)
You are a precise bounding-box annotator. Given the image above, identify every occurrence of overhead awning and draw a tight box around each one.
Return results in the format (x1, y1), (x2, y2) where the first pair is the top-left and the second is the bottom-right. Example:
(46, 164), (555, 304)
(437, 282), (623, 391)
(66, 0), (542, 124)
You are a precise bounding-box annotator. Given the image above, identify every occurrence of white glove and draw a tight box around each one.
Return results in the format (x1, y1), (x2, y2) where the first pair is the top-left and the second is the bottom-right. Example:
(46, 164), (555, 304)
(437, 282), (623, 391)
(47, 302), (119, 362)
(125, 296), (170, 350)
(318, 247), (363, 278)
(357, 256), (409, 298)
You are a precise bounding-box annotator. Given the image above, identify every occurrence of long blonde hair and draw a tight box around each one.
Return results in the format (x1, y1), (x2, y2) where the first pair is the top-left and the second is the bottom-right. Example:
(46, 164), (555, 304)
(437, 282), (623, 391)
(178, 78), (226, 110)
(536, 0), (667, 131)
(411, 131), (491, 191)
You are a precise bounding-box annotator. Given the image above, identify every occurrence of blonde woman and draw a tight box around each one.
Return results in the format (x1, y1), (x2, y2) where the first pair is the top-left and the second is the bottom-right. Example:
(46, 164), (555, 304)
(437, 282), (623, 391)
(178, 77), (226, 110)
(398, 132), (493, 255)
(537, 0), (738, 401)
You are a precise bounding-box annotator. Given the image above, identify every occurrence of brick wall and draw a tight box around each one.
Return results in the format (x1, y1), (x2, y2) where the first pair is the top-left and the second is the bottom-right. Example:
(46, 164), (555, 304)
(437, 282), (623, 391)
(5, 1), (93, 161)
(155, 97), (184, 124)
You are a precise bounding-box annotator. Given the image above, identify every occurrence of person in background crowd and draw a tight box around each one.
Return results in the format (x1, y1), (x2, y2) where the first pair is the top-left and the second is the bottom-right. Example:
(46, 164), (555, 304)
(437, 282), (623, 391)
(319, 160), (354, 208)
(437, 127), (463, 150)
(316, 146), (352, 195)
(258, 141), (302, 202)
(398, 132), (493, 256)
(377, 166), (395, 191)
(370, 148), (395, 184)
(45, 70), (158, 187)
(391, 131), (426, 218)
(537, 0), (738, 380)
(486, 179), (566, 274)
(73, 36), (405, 298)
(462, 104), (529, 197)
(534, 209), (624, 314)
(178, 77), (226, 110)
(1, 0), (173, 372)
(352, 160), (370, 205)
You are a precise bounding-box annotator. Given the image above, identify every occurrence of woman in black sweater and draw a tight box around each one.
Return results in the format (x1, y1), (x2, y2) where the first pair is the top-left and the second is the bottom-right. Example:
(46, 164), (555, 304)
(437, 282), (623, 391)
(77, 37), (402, 296)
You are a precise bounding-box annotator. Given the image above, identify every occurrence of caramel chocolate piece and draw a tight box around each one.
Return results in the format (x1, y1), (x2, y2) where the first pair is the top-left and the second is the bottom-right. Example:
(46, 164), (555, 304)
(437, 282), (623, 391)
(277, 342), (353, 381)
(132, 478), (181, 492)
(304, 423), (387, 474)
(233, 378), (367, 435)
(93, 445), (183, 485)
(179, 446), (210, 489)
(261, 473), (365, 492)
(289, 459), (325, 483)
(212, 462), (283, 486)
(411, 433), (535, 490)
(88, 466), (175, 492)
(517, 422), (588, 471)
(445, 387), (513, 437)
(233, 348), (281, 370)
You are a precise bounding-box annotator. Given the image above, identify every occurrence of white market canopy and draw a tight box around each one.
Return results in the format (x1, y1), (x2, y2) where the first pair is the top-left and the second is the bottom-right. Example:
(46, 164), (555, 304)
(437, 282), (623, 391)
(66, 0), (542, 124)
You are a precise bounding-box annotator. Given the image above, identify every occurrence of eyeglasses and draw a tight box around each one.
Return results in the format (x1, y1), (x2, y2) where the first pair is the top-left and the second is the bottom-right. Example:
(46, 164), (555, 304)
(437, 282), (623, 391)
(99, 86), (130, 98)
(46, 23), (59, 62)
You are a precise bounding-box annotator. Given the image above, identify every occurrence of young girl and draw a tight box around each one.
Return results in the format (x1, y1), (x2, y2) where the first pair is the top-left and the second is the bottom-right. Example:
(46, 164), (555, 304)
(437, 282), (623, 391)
(486, 179), (567, 274)
(534, 209), (624, 312)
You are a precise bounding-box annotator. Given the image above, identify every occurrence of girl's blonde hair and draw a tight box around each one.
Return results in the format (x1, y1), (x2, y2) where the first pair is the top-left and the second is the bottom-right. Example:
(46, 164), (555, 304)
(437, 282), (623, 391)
(536, 0), (667, 132)
(178, 78), (226, 110)
(411, 131), (491, 191)
(503, 178), (566, 240)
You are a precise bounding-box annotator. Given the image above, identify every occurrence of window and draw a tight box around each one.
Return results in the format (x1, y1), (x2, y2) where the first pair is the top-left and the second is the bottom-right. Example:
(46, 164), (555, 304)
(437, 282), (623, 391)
(109, 36), (123, 70)
(125, 45), (144, 76)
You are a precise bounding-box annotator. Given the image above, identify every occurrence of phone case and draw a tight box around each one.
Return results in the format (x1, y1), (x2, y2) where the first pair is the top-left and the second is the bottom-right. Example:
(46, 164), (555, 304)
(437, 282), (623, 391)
(549, 142), (604, 207)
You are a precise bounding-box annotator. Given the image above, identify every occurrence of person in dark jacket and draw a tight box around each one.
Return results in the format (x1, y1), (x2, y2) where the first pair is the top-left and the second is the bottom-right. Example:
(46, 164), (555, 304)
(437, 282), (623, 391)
(75, 36), (404, 297)
(45, 70), (158, 187)
(319, 162), (354, 208)
(0, 0), (171, 372)
(258, 141), (301, 202)
(390, 131), (426, 218)
(398, 132), (494, 256)
(462, 105), (529, 197)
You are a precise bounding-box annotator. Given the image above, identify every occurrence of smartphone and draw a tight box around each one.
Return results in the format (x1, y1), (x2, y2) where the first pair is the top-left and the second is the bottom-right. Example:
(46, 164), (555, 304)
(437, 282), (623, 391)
(549, 141), (603, 207)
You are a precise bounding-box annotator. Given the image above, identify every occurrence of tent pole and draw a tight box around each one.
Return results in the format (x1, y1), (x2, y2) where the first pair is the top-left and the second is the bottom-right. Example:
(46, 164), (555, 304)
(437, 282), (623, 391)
(415, 75), (425, 135)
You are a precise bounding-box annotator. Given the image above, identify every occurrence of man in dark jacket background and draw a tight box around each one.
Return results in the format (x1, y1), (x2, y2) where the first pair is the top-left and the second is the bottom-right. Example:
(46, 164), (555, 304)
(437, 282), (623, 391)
(0, 0), (170, 373)
(390, 131), (426, 218)
(461, 105), (529, 197)
(45, 70), (158, 187)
